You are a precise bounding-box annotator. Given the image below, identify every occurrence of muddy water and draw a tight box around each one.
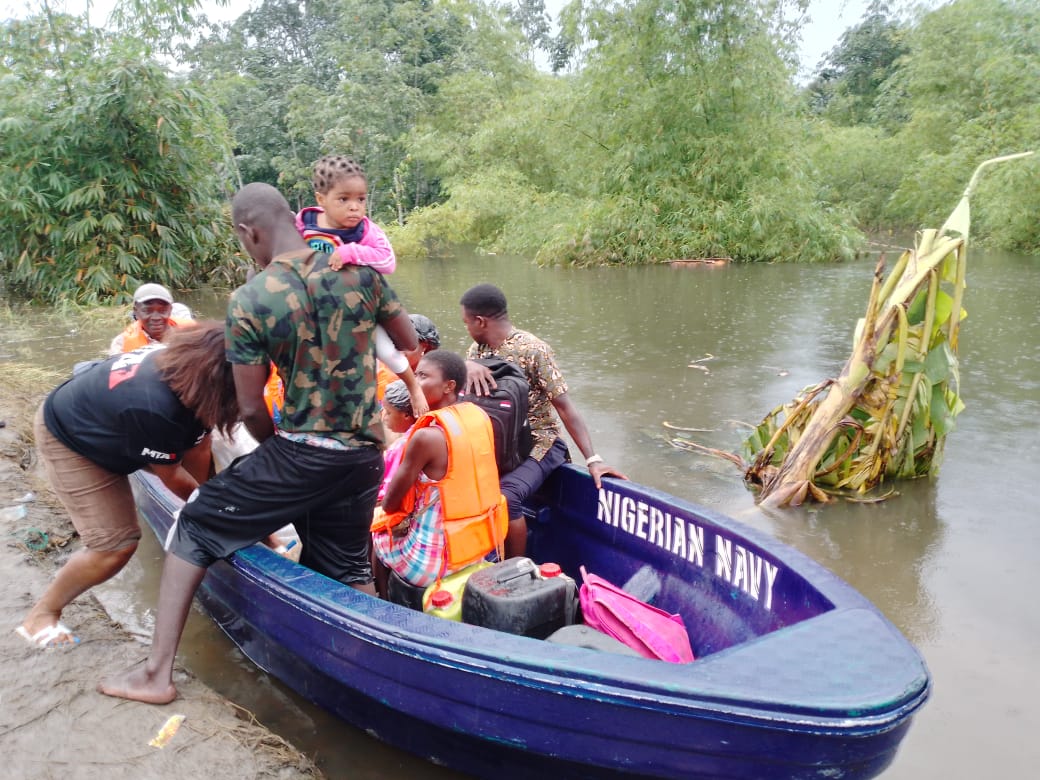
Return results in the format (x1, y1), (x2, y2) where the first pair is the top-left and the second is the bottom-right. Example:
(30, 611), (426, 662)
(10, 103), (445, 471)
(4, 246), (1039, 778)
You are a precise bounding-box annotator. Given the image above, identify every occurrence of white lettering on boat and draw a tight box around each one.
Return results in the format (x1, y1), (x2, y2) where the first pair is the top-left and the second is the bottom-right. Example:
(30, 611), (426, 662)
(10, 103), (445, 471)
(715, 538), (780, 611)
(600, 490), (703, 565)
(598, 488), (778, 611)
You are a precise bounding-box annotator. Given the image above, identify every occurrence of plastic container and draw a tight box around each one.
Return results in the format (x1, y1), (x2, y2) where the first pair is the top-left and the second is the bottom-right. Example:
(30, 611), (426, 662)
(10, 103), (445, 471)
(538, 561), (581, 621)
(462, 557), (577, 639)
(388, 571), (426, 611)
(426, 589), (460, 621)
(422, 560), (493, 621)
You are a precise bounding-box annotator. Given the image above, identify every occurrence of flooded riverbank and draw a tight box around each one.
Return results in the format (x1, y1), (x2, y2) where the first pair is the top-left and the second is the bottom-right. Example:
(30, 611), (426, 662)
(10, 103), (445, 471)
(4, 244), (1040, 777)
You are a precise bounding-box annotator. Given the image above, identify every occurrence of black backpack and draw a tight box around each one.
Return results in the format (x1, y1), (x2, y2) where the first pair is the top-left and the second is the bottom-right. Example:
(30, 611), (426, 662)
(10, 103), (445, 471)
(463, 358), (534, 475)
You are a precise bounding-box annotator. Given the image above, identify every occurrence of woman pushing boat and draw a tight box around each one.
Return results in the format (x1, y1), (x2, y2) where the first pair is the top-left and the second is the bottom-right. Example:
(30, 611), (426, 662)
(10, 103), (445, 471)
(15, 321), (239, 648)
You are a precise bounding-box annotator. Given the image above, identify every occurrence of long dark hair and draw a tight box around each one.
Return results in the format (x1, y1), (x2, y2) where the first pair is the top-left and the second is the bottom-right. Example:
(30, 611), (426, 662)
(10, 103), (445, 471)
(153, 320), (239, 436)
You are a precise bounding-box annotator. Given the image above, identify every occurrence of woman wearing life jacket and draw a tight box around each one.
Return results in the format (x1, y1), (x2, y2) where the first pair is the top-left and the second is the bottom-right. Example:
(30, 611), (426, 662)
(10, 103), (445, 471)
(16, 322), (239, 649)
(372, 350), (507, 591)
(108, 283), (195, 355)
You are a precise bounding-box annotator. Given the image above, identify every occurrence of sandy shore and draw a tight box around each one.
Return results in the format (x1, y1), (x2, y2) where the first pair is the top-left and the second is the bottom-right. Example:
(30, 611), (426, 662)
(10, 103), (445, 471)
(0, 382), (321, 779)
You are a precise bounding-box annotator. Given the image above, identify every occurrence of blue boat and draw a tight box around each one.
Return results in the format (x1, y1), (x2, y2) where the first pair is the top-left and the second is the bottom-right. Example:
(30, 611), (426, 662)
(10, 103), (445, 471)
(129, 463), (929, 779)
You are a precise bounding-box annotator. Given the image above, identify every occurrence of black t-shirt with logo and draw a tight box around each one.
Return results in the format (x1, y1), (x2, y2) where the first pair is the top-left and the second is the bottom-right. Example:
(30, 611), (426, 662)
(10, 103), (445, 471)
(43, 347), (207, 475)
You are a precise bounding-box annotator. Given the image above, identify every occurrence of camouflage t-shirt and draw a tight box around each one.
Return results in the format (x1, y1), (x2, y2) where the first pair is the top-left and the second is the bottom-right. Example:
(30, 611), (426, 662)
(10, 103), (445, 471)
(227, 251), (404, 447)
(467, 329), (568, 460)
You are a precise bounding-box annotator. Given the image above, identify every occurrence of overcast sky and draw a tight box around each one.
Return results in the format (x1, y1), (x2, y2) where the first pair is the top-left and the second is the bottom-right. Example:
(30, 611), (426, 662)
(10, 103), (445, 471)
(22, 0), (881, 71)
(797, 0), (874, 76)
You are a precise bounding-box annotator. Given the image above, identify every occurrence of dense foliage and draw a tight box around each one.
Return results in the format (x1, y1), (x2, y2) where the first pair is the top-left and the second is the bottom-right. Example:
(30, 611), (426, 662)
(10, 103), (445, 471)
(183, 0), (490, 219)
(1, 0), (1037, 304)
(807, 0), (1040, 248)
(805, 1), (908, 126)
(398, 0), (863, 264)
(0, 9), (237, 304)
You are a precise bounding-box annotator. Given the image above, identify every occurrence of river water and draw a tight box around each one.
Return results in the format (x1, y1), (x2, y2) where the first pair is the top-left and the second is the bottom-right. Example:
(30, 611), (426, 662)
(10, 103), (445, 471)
(3, 246), (1038, 778)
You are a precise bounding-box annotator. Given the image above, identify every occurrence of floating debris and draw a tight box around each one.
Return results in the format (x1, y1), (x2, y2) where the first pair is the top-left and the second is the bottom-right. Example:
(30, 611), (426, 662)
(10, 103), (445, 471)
(744, 152), (1035, 507)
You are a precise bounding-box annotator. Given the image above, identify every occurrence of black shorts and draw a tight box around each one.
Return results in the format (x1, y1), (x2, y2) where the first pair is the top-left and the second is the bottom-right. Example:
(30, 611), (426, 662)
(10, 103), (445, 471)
(169, 435), (384, 585)
(500, 438), (569, 520)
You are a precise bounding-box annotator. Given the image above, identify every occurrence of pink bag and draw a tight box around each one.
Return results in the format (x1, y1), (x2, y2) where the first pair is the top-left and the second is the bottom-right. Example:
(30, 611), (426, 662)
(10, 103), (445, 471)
(579, 567), (695, 663)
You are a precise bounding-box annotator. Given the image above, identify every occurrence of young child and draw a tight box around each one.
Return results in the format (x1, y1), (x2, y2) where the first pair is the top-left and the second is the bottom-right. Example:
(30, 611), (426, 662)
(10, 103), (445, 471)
(266, 155), (427, 422)
(378, 380), (419, 502)
(297, 155), (396, 274)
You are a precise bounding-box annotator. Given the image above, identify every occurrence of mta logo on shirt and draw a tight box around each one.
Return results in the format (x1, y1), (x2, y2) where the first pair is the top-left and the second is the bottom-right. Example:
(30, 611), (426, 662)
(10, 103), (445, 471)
(141, 447), (176, 461)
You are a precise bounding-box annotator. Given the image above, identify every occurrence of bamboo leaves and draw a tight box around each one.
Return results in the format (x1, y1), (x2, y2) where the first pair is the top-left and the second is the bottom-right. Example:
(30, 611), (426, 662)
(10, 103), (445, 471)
(0, 13), (238, 304)
(743, 152), (1034, 506)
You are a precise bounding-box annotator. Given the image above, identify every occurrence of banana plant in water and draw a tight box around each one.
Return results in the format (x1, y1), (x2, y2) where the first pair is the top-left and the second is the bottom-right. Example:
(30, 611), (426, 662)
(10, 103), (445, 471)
(744, 152), (1035, 508)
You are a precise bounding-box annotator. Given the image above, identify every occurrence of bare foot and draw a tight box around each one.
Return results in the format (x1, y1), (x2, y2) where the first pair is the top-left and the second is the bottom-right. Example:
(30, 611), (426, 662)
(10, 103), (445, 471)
(98, 667), (177, 705)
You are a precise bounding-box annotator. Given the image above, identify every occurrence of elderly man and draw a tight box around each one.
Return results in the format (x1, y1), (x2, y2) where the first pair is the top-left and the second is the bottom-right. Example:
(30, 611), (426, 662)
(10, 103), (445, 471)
(108, 283), (193, 354)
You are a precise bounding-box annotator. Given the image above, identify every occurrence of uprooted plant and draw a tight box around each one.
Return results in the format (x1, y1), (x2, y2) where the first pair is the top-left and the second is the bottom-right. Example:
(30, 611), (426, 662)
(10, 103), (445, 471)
(664, 152), (1034, 506)
(739, 151), (1034, 507)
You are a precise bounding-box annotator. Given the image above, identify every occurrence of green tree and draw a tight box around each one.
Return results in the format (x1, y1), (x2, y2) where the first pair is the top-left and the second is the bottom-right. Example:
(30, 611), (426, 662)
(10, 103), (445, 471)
(806, 1), (909, 125)
(388, 3), (555, 254)
(807, 125), (905, 229)
(507, 0), (575, 72)
(183, 0), (344, 203)
(401, 0), (861, 264)
(0, 10), (237, 304)
(804, 0), (1039, 251)
(881, 0), (1040, 247)
(186, 0), (480, 221)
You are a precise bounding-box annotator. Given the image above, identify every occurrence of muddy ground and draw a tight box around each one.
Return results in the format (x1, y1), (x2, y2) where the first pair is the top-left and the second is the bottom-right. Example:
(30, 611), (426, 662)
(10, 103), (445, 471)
(0, 381), (322, 780)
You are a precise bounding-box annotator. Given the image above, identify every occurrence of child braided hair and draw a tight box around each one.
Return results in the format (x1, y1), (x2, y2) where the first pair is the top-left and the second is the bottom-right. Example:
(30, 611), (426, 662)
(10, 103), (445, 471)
(383, 380), (414, 414)
(312, 155), (366, 195)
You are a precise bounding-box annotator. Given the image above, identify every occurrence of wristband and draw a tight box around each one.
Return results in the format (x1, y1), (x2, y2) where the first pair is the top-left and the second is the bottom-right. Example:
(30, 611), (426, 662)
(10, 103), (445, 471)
(585, 454), (604, 466)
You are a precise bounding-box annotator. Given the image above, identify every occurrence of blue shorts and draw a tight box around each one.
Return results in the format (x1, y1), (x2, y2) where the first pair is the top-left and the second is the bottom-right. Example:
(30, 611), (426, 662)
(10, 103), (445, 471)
(168, 435), (383, 585)
(500, 438), (569, 520)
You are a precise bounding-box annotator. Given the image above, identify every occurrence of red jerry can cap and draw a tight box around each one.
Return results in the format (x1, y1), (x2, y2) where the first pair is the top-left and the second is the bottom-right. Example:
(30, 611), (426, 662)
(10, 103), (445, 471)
(430, 589), (454, 608)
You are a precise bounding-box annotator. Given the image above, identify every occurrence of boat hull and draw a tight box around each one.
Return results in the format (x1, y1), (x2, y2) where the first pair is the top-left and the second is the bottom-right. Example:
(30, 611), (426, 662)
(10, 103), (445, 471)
(130, 465), (928, 779)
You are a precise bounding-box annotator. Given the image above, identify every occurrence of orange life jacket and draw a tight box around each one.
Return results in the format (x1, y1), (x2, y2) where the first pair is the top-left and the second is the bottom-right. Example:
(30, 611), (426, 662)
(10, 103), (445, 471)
(372, 402), (507, 571)
(118, 318), (193, 352)
(376, 360), (397, 402)
(263, 365), (285, 423)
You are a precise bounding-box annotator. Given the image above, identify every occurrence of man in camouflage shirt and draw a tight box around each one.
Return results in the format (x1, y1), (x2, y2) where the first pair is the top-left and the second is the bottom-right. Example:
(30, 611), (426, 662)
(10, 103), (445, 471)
(461, 283), (626, 558)
(100, 183), (417, 706)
